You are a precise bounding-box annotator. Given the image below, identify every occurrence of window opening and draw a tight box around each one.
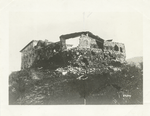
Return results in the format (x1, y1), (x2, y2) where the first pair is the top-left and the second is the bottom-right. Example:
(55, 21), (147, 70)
(120, 47), (123, 52)
(114, 45), (119, 51)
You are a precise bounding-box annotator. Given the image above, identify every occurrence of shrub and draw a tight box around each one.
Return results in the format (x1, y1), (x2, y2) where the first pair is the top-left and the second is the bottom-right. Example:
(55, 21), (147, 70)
(9, 69), (33, 104)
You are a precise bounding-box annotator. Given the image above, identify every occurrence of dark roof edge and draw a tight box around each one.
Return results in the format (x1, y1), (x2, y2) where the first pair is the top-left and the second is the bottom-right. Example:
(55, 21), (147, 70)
(20, 40), (37, 52)
(60, 31), (104, 42)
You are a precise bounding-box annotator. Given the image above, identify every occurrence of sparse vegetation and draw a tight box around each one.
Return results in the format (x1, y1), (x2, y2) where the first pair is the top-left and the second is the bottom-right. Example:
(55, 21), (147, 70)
(9, 61), (143, 105)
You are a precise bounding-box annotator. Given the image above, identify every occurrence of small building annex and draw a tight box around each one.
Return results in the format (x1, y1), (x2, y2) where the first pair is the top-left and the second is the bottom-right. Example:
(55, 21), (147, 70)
(20, 31), (126, 69)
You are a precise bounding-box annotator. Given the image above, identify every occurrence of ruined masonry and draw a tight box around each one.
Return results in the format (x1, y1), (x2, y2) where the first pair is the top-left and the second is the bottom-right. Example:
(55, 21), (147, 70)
(20, 31), (126, 69)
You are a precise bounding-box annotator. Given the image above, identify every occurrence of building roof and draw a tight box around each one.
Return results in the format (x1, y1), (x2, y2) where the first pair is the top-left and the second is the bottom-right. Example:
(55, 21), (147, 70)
(20, 40), (38, 52)
(20, 40), (56, 52)
(60, 31), (104, 43)
(20, 32), (104, 52)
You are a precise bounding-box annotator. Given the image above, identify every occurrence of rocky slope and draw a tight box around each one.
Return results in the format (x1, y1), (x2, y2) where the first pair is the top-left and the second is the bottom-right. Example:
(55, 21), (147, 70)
(9, 60), (143, 105)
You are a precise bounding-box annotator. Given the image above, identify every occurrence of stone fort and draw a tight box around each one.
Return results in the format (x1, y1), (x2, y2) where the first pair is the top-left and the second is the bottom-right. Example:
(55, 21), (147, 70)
(20, 31), (126, 69)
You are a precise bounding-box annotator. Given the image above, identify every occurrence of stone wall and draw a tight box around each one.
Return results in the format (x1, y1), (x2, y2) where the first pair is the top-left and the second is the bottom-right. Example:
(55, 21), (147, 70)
(21, 34), (126, 69)
(103, 41), (126, 63)
(78, 34), (91, 48)
(60, 34), (104, 50)
(62, 47), (104, 68)
(21, 41), (62, 69)
(21, 41), (38, 69)
(31, 41), (62, 68)
(61, 46), (125, 67)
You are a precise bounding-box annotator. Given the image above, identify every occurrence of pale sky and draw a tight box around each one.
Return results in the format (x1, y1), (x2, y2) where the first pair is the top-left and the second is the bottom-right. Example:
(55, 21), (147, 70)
(9, 12), (143, 72)
(0, 0), (145, 73)
(1, 0), (150, 115)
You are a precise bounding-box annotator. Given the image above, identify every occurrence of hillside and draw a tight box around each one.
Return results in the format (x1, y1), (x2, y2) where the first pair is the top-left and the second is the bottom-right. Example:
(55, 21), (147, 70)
(9, 62), (143, 105)
(127, 56), (143, 64)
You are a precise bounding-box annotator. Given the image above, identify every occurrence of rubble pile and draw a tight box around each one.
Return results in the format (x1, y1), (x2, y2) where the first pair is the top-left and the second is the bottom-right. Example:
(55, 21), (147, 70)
(9, 61), (143, 105)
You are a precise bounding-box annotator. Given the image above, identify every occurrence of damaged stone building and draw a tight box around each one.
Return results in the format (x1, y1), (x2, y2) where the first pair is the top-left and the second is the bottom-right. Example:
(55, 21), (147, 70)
(20, 31), (126, 69)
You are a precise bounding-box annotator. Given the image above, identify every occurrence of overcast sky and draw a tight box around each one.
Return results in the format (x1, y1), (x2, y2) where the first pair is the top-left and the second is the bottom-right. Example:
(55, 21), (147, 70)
(0, 0), (146, 73)
(1, 0), (150, 115)
(9, 12), (143, 72)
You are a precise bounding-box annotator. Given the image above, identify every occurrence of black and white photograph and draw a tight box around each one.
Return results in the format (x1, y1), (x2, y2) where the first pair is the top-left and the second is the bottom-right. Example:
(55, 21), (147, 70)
(0, 0), (150, 116)
(8, 12), (143, 105)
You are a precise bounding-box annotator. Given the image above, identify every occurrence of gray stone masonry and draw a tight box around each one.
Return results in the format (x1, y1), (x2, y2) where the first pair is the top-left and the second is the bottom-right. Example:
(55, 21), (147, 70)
(20, 31), (126, 69)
